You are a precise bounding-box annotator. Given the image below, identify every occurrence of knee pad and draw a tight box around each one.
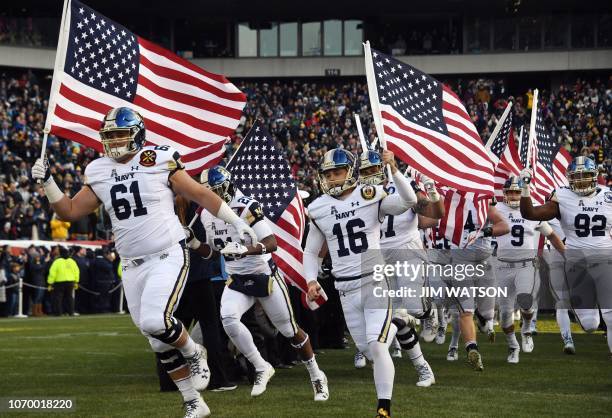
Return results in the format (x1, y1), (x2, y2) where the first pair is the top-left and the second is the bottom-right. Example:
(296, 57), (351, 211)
(500, 311), (514, 329)
(221, 314), (243, 339)
(517, 293), (534, 311)
(396, 327), (419, 350)
(156, 349), (186, 374)
(143, 316), (183, 345)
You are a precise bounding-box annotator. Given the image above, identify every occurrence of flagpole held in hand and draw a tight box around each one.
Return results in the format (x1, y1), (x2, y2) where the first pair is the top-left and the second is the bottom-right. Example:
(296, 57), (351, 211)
(354, 114), (370, 153)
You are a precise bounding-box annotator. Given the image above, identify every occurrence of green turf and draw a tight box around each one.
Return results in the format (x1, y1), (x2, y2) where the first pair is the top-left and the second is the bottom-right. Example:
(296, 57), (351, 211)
(0, 314), (610, 417)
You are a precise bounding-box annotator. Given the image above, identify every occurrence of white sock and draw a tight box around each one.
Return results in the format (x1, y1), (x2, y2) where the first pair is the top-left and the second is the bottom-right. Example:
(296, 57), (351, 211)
(178, 335), (198, 358)
(303, 355), (323, 380)
(449, 311), (461, 349)
(174, 376), (200, 402)
(437, 306), (446, 329)
(228, 322), (268, 371)
(505, 332), (519, 349)
(406, 341), (426, 367)
(556, 309), (572, 340)
(369, 341), (394, 400)
(601, 311), (612, 354)
(521, 317), (532, 334)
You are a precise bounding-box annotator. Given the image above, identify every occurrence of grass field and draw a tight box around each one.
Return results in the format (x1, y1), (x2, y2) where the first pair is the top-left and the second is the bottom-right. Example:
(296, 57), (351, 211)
(0, 314), (611, 418)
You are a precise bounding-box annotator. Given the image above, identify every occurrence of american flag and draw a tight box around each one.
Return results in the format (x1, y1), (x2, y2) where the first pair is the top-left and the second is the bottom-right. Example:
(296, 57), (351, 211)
(519, 125), (529, 167)
(530, 103), (561, 204)
(226, 121), (327, 309)
(553, 147), (572, 188)
(45, 0), (245, 174)
(438, 188), (491, 247)
(485, 109), (525, 200)
(366, 47), (494, 195)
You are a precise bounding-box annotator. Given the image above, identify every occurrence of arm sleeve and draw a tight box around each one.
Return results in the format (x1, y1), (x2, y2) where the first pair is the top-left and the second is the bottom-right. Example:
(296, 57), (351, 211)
(391, 170), (418, 206)
(303, 220), (325, 282)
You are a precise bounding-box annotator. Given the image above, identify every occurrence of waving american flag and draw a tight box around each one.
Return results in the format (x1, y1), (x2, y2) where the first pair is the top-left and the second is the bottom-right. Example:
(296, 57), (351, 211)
(226, 121), (327, 309)
(45, 0), (245, 174)
(364, 45), (494, 195)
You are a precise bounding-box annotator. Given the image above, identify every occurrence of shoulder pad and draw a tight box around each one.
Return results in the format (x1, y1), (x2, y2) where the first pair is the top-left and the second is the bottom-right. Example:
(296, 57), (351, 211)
(244, 200), (265, 226)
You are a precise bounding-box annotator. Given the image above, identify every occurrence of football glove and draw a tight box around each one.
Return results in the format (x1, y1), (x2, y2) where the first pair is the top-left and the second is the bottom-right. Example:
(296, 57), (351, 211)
(32, 158), (51, 182)
(183, 226), (201, 250)
(220, 241), (249, 258)
(535, 221), (553, 237)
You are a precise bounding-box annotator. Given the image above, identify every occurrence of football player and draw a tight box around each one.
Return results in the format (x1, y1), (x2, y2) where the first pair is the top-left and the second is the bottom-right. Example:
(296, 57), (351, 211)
(431, 192), (509, 370)
(186, 166), (329, 402)
(359, 150), (444, 362)
(31, 107), (259, 418)
(305, 148), (427, 418)
(495, 176), (562, 363)
(520, 156), (612, 357)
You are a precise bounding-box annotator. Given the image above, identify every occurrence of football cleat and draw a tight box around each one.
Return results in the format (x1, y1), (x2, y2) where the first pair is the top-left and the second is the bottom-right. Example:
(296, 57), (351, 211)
(185, 344), (210, 391)
(251, 363), (275, 397)
(435, 327), (446, 345)
(562, 334), (576, 355)
(415, 361), (436, 387)
(375, 408), (391, 418)
(467, 349), (484, 371)
(183, 397), (210, 418)
(446, 347), (458, 361)
(487, 327), (496, 343)
(354, 351), (367, 369)
(311, 372), (329, 401)
(507, 347), (520, 364)
(521, 333), (534, 353)
(420, 316), (436, 343)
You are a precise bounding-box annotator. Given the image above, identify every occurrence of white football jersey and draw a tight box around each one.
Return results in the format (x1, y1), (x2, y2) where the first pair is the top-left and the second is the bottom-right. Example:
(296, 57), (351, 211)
(308, 185), (386, 280)
(202, 191), (274, 276)
(84, 145), (185, 258)
(496, 202), (539, 261)
(554, 186), (612, 249)
(380, 181), (422, 250)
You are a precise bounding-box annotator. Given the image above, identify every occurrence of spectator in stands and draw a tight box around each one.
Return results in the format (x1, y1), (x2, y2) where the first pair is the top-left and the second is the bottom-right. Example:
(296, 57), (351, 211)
(5, 260), (23, 316)
(47, 246), (79, 316)
(72, 246), (92, 314)
(50, 213), (70, 241)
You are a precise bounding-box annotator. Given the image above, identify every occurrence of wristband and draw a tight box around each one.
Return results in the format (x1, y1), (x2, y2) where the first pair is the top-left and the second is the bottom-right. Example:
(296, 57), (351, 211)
(43, 177), (65, 204)
(257, 242), (267, 254)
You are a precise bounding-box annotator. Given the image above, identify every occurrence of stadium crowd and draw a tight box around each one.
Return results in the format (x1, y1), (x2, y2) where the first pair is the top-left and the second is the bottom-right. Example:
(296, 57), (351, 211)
(0, 69), (611, 318)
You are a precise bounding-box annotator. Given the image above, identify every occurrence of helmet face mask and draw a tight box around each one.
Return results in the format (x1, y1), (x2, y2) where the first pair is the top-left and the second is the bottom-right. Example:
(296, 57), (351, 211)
(503, 176), (523, 208)
(100, 107), (146, 160)
(202, 166), (234, 203)
(359, 150), (385, 185)
(318, 149), (358, 196)
(567, 156), (597, 196)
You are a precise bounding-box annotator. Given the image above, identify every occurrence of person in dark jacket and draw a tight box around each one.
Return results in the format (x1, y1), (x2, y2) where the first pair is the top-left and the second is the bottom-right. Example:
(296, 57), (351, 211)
(89, 248), (115, 313)
(73, 246), (92, 314)
(25, 248), (47, 316)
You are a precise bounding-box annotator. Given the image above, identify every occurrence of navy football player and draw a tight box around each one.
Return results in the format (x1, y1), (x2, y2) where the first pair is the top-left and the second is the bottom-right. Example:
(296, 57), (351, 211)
(520, 156), (612, 357)
(186, 166), (329, 401)
(495, 176), (561, 363)
(359, 150), (444, 367)
(304, 148), (426, 418)
(32, 107), (258, 418)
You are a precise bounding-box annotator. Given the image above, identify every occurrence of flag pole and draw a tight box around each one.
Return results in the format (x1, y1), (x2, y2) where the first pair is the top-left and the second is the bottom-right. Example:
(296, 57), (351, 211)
(363, 41), (392, 178)
(484, 101), (513, 151)
(354, 114), (369, 153)
(41, 0), (71, 159)
(517, 125), (524, 161)
(525, 89), (539, 171)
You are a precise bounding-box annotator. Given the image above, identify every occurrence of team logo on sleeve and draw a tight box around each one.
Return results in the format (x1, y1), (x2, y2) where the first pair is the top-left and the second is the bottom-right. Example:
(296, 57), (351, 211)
(604, 192), (612, 203)
(361, 185), (376, 200)
(139, 150), (157, 167)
